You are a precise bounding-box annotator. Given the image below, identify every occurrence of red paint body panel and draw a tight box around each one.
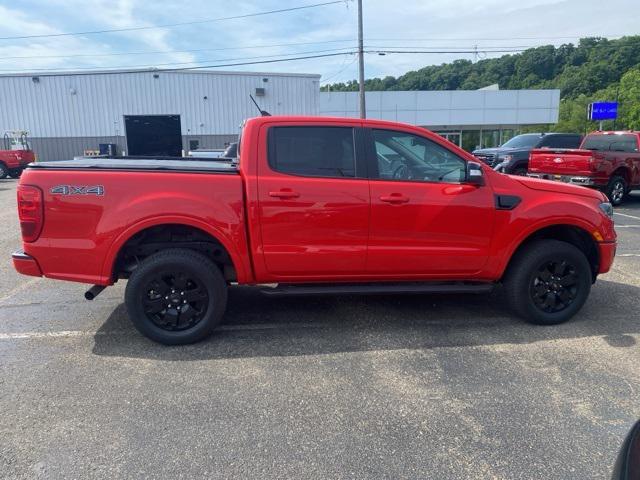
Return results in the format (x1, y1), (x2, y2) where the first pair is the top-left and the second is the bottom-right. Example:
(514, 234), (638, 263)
(0, 150), (34, 169)
(14, 116), (617, 286)
(529, 132), (640, 188)
(12, 253), (43, 277)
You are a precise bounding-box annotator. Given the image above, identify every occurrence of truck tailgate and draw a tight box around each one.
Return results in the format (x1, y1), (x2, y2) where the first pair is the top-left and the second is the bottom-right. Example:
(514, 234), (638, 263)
(528, 148), (596, 176)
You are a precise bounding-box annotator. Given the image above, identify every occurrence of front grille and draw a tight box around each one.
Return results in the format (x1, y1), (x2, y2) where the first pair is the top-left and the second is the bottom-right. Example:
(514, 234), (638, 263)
(474, 153), (497, 166)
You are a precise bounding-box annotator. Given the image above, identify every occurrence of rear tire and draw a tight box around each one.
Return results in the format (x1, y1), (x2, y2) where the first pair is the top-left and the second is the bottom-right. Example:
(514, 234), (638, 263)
(511, 167), (528, 176)
(503, 239), (592, 325)
(606, 175), (626, 206)
(8, 169), (22, 179)
(125, 248), (228, 345)
(0, 163), (8, 179)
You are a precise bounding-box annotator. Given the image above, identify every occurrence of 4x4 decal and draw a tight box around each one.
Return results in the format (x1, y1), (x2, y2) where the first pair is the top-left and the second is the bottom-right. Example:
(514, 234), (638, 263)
(50, 185), (104, 196)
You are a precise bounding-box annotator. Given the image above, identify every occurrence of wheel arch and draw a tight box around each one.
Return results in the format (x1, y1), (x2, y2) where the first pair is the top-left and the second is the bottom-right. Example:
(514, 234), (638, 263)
(102, 216), (250, 284)
(501, 223), (600, 282)
(611, 167), (632, 185)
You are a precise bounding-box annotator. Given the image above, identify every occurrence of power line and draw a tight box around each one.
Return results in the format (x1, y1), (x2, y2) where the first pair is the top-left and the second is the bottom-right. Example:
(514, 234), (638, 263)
(0, 48), (357, 73)
(0, 39), (358, 61)
(0, 52), (357, 77)
(0, 0), (351, 41)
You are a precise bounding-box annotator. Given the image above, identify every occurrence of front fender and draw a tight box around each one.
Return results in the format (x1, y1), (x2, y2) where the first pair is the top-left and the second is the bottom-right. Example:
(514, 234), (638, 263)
(485, 195), (612, 279)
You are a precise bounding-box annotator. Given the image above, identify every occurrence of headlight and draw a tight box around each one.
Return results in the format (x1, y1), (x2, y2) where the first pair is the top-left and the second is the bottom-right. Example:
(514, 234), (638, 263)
(501, 154), (513, 162)
(599, 202), (613, 218)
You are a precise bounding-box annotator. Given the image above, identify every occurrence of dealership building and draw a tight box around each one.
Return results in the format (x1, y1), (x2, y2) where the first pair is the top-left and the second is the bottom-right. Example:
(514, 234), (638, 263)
(0, 68), (559, 160)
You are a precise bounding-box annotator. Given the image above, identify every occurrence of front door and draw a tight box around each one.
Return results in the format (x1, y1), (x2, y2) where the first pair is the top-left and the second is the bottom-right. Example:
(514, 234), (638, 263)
(365, 128), (495, 276)
(257, 124), (370, 279)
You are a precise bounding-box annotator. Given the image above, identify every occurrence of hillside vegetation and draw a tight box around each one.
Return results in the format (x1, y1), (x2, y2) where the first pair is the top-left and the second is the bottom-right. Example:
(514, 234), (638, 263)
(324, 37), (640, 133)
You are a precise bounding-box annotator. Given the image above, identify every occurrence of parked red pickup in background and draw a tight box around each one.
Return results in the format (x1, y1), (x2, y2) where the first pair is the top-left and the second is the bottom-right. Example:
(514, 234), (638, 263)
(528, 131), (640, 205)
(13, 116), (617, 345)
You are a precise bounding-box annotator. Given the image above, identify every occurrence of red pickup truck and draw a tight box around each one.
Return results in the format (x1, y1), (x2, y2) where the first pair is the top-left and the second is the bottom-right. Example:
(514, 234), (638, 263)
(528, 131), (640, 205)
(13, 116), (616, 344)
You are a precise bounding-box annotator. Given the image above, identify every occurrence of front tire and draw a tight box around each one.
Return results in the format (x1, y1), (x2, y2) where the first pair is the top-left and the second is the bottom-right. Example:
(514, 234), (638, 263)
(0, 163), (8, 179)
(125, 248), (228, 345)
(8, 169), (22, 179)
(606, 175), (627, 206)
(504, 240), (592, 325)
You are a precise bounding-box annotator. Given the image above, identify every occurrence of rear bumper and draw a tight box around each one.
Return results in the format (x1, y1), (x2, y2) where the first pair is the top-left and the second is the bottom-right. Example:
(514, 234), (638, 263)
(12, 250), (43, 277)
(598, 242), (617, 274)
(528, 172), (599, 186)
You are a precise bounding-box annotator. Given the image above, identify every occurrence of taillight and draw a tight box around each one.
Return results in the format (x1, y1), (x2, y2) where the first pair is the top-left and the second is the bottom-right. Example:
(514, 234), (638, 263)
(588, 156), (597, 172)
(17, 185), (43, 242)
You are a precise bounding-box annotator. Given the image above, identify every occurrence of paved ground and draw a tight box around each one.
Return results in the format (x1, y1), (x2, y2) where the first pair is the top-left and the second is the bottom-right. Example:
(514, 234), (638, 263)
(1, 177), (639, 479)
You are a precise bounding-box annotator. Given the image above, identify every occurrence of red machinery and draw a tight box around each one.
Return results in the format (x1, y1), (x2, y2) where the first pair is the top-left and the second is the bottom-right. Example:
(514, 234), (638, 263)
(0, 130), (35, 179)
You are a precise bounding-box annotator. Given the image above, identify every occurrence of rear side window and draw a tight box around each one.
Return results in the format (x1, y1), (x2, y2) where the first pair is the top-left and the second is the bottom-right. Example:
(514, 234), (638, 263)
(582, 134), (639, 152)
(268, 126), (356, 178)
(541, 135), (582, 148)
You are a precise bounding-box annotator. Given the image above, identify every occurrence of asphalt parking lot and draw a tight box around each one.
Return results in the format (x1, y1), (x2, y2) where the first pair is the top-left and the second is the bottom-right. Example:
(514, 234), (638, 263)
(1, 178), (639, 479)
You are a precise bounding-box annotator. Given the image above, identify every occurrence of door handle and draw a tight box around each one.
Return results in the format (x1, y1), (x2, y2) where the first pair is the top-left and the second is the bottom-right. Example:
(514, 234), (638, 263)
(379, 194), (409, 204)
(269, 190), (300, 199)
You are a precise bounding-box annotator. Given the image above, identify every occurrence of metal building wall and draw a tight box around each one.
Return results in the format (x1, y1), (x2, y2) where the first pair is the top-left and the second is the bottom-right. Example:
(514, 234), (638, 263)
(320, 89), (560, 126)
(0, 69), (320, 160)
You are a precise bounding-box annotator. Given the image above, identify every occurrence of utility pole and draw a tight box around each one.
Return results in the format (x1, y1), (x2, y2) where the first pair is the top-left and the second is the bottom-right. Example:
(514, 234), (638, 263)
(357, 0), (366, 118)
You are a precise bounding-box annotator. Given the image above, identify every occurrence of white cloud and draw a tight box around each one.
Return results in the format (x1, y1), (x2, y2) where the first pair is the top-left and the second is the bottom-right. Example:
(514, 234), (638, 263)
(0, 0), (637, 82)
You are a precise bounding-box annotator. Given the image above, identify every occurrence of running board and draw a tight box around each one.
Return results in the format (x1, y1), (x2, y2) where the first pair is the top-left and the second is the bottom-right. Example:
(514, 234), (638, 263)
(260, 282), (494, 296)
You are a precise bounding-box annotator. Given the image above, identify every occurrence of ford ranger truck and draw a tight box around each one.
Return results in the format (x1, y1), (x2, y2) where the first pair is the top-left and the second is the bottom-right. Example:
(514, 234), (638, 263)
(13, 116), (617, 345)
(528, 131), (640, 206)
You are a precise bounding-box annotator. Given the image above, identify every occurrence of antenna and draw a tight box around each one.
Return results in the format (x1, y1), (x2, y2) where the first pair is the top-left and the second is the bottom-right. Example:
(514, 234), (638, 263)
(249, 94), (271, 116)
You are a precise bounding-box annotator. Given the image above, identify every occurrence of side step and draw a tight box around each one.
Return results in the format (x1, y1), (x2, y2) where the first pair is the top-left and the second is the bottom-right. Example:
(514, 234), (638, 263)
(260, 282), (494, 297)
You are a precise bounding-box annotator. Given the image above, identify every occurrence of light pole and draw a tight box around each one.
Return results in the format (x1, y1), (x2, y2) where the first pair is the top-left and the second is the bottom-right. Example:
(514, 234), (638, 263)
(357, 0), (366, 119)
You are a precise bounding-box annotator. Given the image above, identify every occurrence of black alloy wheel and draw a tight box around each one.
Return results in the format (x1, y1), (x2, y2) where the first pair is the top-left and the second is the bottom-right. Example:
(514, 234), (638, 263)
(529, 260), (578, 313)
(504, 239), (591, 325)
(125, 248), (228, 345)
(142, 271), (209, 331)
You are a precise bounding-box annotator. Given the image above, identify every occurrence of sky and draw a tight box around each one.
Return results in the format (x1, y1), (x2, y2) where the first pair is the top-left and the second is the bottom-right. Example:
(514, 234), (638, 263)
(0, 0), (638, 85)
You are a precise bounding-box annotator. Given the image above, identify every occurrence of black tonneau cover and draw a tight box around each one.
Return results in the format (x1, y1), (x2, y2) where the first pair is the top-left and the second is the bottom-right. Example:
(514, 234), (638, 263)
(28, 158), (238, 174)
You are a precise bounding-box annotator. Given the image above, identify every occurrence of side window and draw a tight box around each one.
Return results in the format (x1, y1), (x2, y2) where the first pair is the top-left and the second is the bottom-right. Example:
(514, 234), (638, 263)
(371, 129), (466, 183)
(268, 126), (356, 178)
(563, 136), (582, 148)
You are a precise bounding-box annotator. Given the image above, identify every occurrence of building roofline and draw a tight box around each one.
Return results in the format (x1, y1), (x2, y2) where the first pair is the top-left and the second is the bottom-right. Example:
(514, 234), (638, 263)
(0, 67), (321, 79)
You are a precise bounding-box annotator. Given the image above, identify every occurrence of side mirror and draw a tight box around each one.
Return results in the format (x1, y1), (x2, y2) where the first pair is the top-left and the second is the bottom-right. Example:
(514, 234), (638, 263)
(466, 161), (485, 186)
(612, 420), (640, 479)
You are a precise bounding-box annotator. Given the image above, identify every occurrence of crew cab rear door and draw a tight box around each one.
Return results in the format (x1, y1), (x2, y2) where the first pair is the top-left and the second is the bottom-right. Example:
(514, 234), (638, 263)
(255, 122), (370, 279)
(364, 127), (495, 276)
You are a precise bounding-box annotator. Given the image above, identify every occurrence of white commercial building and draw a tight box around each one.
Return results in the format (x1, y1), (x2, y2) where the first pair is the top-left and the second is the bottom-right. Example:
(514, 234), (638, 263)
(0, 69), (320, 160)
(320, 89), (560, 151)
(0, 67), (559, 160)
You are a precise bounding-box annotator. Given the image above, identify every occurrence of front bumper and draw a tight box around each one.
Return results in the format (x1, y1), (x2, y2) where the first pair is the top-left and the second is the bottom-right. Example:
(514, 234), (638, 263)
(527, 173), (596, 186)
(598, 242), (617, 274)
(12, 250), (43, 277)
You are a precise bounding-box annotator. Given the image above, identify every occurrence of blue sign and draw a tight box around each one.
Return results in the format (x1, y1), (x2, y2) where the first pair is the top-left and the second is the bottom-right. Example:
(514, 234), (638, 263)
(589, 102), (618, 121)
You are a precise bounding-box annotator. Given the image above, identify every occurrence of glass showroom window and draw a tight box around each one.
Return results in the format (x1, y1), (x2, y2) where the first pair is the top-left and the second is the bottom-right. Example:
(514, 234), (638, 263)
(481, 130), (500, 149)
(461, 130), (480, 152)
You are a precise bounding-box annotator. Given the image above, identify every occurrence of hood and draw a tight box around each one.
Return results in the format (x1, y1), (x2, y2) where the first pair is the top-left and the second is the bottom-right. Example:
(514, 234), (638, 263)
(515, 176), (606, 201)
(473, 147), (530, 156)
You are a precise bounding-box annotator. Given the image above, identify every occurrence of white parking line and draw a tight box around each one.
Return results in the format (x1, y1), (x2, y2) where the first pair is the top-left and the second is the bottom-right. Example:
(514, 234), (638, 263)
(614, 212), (640, 221)
(615, 225), (640, 228)
(0, 330), (92, 340)
(617, 253), (640, 257)
(0, 323), (327, 340)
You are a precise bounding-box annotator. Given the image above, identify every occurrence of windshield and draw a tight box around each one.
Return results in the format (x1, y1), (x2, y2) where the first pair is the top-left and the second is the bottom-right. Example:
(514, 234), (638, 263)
(582, 134), (639, 152)
(501, 134), (542, 149)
